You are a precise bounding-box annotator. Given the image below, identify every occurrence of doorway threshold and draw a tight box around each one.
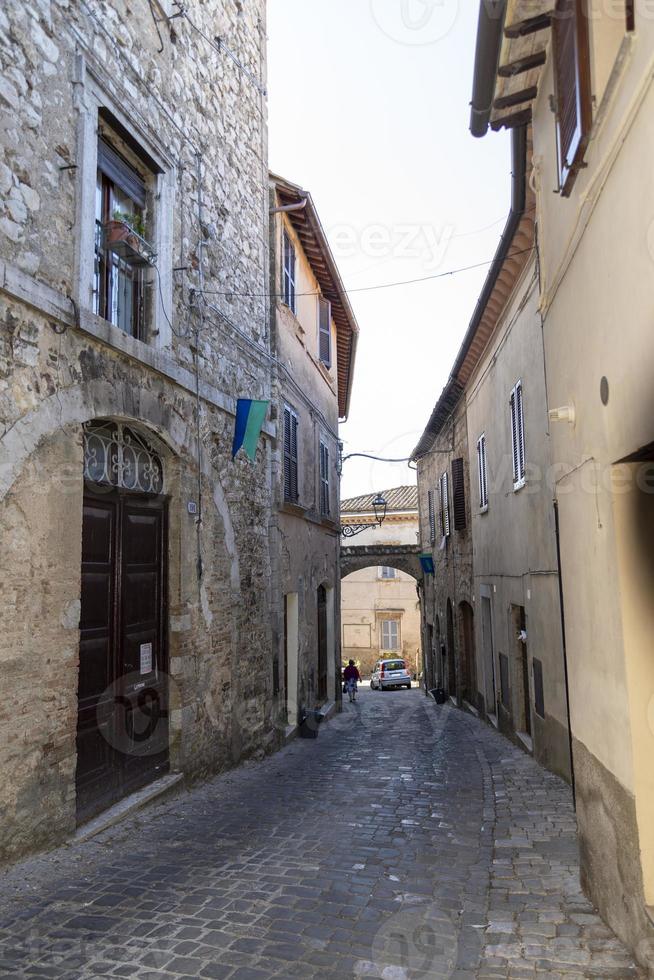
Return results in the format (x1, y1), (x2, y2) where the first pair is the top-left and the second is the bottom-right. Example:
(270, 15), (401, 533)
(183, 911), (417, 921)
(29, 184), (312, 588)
(516, 731), (534, 753)
(487, 712), (499, 729)
(75, 773), (184, 843)
(463, 700), (479, 718)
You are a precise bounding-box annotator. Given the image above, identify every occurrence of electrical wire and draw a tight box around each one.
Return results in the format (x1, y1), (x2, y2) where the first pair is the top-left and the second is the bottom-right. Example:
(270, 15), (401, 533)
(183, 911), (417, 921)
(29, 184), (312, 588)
(172, 2), (267, 97)
(197, 246), (536, 300)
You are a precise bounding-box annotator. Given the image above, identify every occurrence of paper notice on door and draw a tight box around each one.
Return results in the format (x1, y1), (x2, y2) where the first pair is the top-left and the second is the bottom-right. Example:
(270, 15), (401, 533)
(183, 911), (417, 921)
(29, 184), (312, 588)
(140, 642), (153, 675)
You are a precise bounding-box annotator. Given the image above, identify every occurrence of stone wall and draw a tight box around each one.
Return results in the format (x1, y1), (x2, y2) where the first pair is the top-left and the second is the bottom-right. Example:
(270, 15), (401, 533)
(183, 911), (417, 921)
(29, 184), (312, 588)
(0, 0), (282, 863)
(416, 396), (473, 698)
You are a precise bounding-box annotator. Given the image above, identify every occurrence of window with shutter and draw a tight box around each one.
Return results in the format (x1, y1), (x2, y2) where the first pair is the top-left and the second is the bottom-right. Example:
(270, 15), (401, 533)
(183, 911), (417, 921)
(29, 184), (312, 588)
(427, 490), (436, 544)
(477, 434), (489, 511)
(452, 457), (466, 531)
(552, 0), (592, 197)
(510, 382), (526, 490)
(381, 620), (399, 651)
(283, 405), (299, 502)
(283, 230), (296, 313)
(439, 472), (450, 537)
(380, 566), (396, 580)
(319, 439), (330, 516)
(318, 297), (332, 368)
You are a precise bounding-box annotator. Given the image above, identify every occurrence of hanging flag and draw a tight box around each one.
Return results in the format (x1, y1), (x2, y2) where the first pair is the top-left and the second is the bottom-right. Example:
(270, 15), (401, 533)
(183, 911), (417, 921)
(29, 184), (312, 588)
(420, 554), (435, 575)
(232, 399), (269, 461)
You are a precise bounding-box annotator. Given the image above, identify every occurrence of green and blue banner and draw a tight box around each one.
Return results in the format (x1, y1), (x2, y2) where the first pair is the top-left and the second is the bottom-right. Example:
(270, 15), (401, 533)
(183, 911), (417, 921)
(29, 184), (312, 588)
(232, 399), (269, 461)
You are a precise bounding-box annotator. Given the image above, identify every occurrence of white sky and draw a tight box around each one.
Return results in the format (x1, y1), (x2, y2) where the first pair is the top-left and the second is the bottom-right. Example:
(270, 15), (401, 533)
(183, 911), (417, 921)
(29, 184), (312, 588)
(267, 0), (511, 499)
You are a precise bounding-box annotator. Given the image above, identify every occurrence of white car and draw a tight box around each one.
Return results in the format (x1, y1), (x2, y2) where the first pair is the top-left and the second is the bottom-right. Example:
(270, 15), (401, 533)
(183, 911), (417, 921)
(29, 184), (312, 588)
(370, 658), (412, 690)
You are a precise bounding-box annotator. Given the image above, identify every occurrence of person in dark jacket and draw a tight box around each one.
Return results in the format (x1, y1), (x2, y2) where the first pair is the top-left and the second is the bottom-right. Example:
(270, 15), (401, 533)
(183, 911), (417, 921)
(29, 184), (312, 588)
(342, 660), (361, 703)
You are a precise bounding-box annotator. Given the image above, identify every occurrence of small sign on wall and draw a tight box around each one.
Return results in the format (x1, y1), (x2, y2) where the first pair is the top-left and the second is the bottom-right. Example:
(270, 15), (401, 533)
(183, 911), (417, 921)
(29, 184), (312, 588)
(140, 642), (153, 675)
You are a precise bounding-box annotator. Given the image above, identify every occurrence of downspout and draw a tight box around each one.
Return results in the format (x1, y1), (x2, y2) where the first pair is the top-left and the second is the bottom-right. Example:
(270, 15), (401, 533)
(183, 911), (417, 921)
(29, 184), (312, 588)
(470, 0), (508, 138)
(554, 499), (577, 808)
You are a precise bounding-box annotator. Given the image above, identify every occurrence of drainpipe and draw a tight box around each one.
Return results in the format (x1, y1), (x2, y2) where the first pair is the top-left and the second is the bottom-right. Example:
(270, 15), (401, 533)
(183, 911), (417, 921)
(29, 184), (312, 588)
(554, 498), (577, 809)
(470, 0), (508, 138)
(269, 199), (308, 214)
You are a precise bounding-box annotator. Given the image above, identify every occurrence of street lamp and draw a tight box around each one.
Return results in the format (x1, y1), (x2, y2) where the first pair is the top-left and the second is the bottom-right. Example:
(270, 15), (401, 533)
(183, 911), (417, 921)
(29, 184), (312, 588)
(341, 492), (388, 539)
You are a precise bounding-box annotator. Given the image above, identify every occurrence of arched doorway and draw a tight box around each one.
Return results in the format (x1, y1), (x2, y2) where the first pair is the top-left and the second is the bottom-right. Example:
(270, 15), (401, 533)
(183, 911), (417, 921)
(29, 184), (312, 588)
(446, 599), (457, 697)
(459, 601), (477, 707)
(76, 420), (169, 823)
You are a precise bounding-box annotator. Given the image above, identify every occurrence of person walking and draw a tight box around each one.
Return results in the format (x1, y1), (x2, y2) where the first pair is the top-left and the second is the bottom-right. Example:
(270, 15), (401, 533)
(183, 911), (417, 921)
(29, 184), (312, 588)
(343, 660), (361, 703)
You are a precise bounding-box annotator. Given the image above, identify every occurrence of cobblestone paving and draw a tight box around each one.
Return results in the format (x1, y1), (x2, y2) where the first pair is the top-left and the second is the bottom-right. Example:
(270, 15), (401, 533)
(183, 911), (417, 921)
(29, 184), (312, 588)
(0, 690), (643, 979)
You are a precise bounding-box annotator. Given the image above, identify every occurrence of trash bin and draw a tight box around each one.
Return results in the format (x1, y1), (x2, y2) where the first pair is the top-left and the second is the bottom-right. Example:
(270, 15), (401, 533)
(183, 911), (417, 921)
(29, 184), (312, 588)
(429, 687), (448, 705)
(298, 708), (323, 739)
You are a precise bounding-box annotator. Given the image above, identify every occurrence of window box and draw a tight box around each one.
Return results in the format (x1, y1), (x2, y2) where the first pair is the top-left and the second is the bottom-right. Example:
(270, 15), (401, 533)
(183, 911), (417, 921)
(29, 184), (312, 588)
(103, 219), (156, 267)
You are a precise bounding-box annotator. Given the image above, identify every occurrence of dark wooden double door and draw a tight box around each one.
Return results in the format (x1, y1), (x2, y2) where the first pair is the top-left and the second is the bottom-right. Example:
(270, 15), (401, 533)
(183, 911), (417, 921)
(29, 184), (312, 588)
(76, 491), (168, 824)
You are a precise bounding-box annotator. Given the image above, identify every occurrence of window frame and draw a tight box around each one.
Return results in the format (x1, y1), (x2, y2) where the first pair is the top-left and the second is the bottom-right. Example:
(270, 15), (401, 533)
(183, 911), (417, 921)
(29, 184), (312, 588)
(451, 456), (466, 531)
(552, 0), (593, 197)
(380, 619), (400, 652)
(283, 404), (299, 503)
(380, 566), (397, 580)
(439, 471), (451, 538)
(94, 145), (149, 341)
(477, 433), (489, 512)
(318, 296), (332, 368)
(283, 229), (297, 315)
(319, 436), (330, 517)
(510, 381), (526, 491)
(427, 489), (436, 544)
(75, 76), (175, 350)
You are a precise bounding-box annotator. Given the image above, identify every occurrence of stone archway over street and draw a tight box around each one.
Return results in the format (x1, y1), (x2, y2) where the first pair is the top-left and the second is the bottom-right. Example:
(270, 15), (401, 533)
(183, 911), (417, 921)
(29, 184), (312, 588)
(340, 544), (423, 581)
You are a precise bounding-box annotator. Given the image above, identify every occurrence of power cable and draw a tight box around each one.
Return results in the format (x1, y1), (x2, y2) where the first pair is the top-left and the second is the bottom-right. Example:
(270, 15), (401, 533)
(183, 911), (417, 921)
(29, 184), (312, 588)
(197, 246), (536, 300)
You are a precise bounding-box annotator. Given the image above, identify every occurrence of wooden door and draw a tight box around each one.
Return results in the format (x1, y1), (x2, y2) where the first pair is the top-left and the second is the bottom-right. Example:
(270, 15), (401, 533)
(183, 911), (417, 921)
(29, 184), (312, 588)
(317, 586), (328, 702)
(76, 491), (168, 824)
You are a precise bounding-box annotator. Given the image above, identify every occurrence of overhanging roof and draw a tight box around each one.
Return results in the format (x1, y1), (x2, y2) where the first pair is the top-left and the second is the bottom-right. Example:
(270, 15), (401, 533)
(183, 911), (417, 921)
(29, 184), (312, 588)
(270, 173), (359, 420)
(412, 126), (535, 460)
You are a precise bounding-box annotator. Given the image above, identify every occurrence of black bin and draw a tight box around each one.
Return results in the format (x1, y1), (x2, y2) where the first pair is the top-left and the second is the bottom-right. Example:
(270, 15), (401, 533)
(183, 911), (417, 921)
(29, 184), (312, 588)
(298, 708), (322, 739)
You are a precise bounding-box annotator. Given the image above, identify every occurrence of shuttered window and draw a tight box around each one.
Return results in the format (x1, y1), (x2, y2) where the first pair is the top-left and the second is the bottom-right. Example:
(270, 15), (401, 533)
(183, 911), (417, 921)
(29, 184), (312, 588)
(318, 297), (331, 368)
(510, 382), (526, 489)
(477, 434), (489, 511)
(451, 457), (466, 531)
(381, 566), (396, 579)
(283, 231), (296, 313)
(427, 490), (436, 544)
(552, 0), (592, 197)
(381, 620), (399, 651)
(319, 439), (330, 516)
(439, 472), (450, 538)
(283, 405), (299, 502)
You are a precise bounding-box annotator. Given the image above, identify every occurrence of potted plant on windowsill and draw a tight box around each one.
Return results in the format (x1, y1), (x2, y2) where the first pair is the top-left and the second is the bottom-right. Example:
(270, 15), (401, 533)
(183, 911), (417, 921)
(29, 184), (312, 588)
(103, 210), (156, 266)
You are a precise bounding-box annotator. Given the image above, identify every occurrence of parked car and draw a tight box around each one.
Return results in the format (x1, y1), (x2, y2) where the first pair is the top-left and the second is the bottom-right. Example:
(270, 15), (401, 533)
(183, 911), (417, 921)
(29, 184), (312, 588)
(370, 658), (412, 690)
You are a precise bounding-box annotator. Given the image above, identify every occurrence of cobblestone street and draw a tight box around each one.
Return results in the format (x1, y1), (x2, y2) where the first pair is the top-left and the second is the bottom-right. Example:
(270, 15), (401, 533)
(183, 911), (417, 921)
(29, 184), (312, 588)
(0, 690), (642, 979)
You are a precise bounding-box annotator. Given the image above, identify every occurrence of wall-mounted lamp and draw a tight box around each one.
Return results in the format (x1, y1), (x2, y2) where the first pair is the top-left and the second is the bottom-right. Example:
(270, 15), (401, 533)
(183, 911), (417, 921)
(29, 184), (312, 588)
(548, 405), (576, 426)
(341, 492), (388, 538)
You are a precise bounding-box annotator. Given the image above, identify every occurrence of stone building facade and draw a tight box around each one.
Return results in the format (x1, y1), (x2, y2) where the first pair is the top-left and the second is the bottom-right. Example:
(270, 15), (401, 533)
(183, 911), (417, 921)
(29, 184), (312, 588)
(414, 396), (474, 703)
(0, 0), (290, 863)
(268, 174), (357, 733)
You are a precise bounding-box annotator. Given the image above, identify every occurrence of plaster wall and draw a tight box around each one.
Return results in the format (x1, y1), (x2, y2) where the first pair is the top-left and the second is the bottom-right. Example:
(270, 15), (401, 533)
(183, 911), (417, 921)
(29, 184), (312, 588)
(461, 266), (569, 778)
(529, 4), (654, 958)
